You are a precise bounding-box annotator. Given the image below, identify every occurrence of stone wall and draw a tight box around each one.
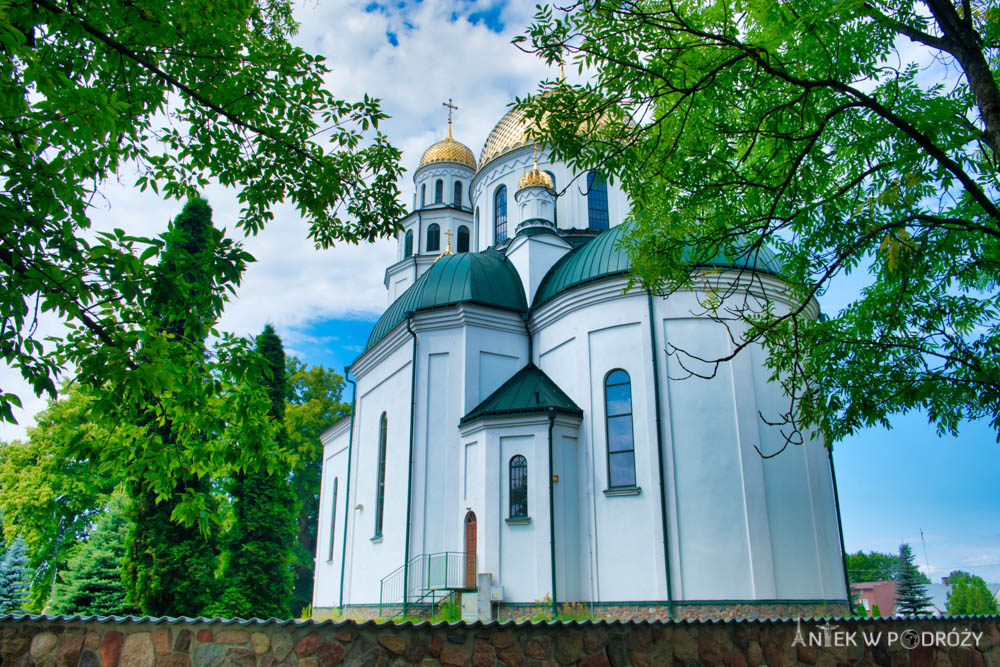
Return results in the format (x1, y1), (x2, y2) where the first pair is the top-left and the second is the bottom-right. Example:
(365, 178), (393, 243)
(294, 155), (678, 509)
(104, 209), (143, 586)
(0, 613), (997, 666)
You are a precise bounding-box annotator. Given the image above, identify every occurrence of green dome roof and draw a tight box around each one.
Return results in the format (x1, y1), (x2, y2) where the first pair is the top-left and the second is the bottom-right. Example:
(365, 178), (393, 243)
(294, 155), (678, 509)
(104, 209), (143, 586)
(365, 250), (528, 352)
(532, 224), (784, 308)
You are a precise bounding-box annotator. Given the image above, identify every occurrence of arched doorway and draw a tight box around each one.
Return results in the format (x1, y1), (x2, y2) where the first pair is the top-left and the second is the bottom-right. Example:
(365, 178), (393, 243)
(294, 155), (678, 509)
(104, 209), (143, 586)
(464, 511), (477, 589)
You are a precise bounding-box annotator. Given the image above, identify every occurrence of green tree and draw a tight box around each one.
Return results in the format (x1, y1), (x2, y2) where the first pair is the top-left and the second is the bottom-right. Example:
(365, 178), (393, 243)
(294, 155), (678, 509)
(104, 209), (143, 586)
(0, 537), (33, 613)
(284, 358), (351, 616)
(846, 549), (931, 584)
(945, 570), (1000, 615)
(0, 385), (120, 609)
(113, 198), (236, 617)
(895, 543), (933, 615)
(518, 0), (1000, 443)
(49, 492), (136, 617)
(214, 325), (297, 619)
(1, 0), (405, 441)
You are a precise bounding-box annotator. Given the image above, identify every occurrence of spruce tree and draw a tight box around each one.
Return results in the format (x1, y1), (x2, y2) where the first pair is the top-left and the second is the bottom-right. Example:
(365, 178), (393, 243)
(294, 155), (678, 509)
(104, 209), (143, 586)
(213, 325), (296, 618)
(50, 493), (136, 617)
(121, 198), (222, 617)
(0, 537), (33, 613)
(894, 544), (933, 616)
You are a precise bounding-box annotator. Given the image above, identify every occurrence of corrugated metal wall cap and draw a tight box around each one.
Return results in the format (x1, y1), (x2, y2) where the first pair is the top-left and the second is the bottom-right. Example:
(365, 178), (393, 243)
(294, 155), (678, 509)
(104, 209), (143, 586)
(365, 250), (528, 352)
(3, 613), (996, 629)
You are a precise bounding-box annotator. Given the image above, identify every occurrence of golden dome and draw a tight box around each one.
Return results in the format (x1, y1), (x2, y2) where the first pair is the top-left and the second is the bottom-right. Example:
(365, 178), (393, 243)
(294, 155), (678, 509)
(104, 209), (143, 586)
(479, 106), (538, 172)
(517, 167), (554, 191)
(418, 137), (476, 170)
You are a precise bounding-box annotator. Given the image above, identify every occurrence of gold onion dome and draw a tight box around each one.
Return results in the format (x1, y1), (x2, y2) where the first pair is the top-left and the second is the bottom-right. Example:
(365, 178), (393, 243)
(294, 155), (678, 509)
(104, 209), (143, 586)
(479, 105), (539, 172)
(518, 166), (554, 191)
(418, 137), (476, 170)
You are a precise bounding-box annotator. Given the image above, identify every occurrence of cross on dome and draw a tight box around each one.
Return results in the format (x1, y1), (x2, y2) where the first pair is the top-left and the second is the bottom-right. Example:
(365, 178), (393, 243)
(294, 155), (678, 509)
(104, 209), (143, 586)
(443, 98), (458, 139)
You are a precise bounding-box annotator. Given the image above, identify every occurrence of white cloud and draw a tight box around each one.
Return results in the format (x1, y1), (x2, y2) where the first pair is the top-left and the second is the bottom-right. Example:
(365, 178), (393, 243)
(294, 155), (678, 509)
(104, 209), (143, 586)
(0, 0), (550, 440)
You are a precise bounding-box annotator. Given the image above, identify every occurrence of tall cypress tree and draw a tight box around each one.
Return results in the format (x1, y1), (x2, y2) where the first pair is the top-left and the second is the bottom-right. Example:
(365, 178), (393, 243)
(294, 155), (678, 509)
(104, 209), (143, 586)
(121, 198), (222, 617)
(214, 325), (296, 618)
(895, 543), (933, 616)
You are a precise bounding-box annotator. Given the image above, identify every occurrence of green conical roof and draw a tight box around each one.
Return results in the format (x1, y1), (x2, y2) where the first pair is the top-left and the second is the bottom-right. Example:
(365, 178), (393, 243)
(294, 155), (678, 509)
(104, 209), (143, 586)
(532, 224), (785, 308)
(460, 363), (582, 426)
(365, 250), (527, 352)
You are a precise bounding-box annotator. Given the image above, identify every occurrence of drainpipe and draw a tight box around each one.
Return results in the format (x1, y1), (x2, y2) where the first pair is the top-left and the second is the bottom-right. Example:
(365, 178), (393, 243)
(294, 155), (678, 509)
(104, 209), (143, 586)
(338, 367), (358, 610)
(828, 446), (853, 610)
(547, 408), (558, 618)
(402, 315), (418, 616)
(647, 292), (674, 618)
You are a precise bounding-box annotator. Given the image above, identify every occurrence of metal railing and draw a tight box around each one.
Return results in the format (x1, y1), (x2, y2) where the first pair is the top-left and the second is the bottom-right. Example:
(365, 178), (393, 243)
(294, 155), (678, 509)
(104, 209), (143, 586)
(379, 551), (476, 615)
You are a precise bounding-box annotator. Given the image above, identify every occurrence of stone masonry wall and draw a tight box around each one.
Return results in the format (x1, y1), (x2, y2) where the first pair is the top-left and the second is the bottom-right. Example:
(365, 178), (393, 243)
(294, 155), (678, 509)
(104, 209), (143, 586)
(0, 614), (998, 666)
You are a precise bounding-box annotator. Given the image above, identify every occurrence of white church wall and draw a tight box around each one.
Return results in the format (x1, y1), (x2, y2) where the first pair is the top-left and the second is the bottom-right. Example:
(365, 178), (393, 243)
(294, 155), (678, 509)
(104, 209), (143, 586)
(553, 430), (586, 602)
(532, 283), (668, 602)
(803, 434), (848, 599)
(662, 316), (755, 600)
(313, 420), (351, 609)
(343, 343), (414, 605)
(505, 232), (572, 306)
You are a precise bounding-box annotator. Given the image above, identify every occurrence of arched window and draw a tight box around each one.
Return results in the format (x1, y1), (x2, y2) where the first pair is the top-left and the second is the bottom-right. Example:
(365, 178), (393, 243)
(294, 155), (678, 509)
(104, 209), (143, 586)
(327, 477), (338, 561)
(494, 185), (507, 244)
(435, 179), (443, 203)
(587, 172), (610, 230)
(509, 455), (528, 518)
(454, 181), (463, 207)
(426, 223), (440, 252)
(604, 370), (636, 488)
(475, 207), (480, 231)
(545, 170), (558, 225)
(404, 230), (413, 258)
(457, 225), (470, 253)
(375, 413), (388, 537)
(420, 184), (426, 208)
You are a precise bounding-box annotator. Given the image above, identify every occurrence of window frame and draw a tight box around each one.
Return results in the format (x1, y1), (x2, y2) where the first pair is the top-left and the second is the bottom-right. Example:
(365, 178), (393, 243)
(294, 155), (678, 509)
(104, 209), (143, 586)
(509, 455), (528, 519)
(327, 477), (338, 561)
(604, 369), (637, 490)
(374, 412), (388, 538)
(435, 178), (443, 203)
(457, 225), (470, 253)
(404, 230), (413, 258)
(494, 185), (507, 244)
(454, 181), (463, 207)
(587, 171), (610, 230)
(426, 223), (440, 252)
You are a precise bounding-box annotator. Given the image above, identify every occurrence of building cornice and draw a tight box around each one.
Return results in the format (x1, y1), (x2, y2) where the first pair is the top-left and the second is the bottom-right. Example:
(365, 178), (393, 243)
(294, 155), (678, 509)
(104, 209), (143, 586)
(351, 324), (412, 379)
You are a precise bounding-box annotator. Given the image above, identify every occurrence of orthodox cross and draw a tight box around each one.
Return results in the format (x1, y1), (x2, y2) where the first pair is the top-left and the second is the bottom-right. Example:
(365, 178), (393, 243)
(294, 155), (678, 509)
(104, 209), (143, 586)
(444, 228), (454, 253)
(443, 98), (458, 138)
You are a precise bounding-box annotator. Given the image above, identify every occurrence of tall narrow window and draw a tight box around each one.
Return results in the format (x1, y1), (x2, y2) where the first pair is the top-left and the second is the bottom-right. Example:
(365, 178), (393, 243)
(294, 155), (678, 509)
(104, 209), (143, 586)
(426, 223), (440, 252)
(509, 455), (528, 518)
(327, 477), (338, 561)
(605, 370), (636, 488)
(454, 181), (463, 207)
(404, 230), (413, 258)
(457, 225), (470, 253)
(375, 413), (388, 537)
(421, 184), (426, 208)
(435, 179), (443, 203)
(475, 207), (480, 233)
(545, 170), (558, 225)
(587, 172), (610, 230)
(494, 185), (507, 244)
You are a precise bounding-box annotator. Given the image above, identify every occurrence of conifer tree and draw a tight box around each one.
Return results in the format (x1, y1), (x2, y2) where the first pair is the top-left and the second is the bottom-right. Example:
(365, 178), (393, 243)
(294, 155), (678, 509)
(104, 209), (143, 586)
(120, 198), (223, 617)
(894, 544), (933, 616)
(50, 493), (136, 617)
(214, 325), (296, 618)
(0, 537), (33, 613)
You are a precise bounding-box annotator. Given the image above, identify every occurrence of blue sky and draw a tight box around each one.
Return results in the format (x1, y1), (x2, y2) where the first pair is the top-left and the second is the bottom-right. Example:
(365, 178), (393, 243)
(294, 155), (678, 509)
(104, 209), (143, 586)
(0, 0), (995, 586)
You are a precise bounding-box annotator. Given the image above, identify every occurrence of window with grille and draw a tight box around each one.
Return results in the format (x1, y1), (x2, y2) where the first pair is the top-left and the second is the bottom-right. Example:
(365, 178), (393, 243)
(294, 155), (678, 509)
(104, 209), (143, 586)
(509, 455), (528, 518)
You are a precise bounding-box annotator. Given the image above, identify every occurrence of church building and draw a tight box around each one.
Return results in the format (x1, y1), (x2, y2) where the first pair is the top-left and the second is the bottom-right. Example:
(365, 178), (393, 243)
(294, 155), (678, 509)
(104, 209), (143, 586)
(311, 101), (850, 620)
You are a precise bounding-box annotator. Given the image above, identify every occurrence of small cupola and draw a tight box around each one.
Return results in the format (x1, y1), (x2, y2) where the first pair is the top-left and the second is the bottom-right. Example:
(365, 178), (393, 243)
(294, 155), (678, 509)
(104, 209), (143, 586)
(513, 149), (557, 235)
(413, 100), (476, 211)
